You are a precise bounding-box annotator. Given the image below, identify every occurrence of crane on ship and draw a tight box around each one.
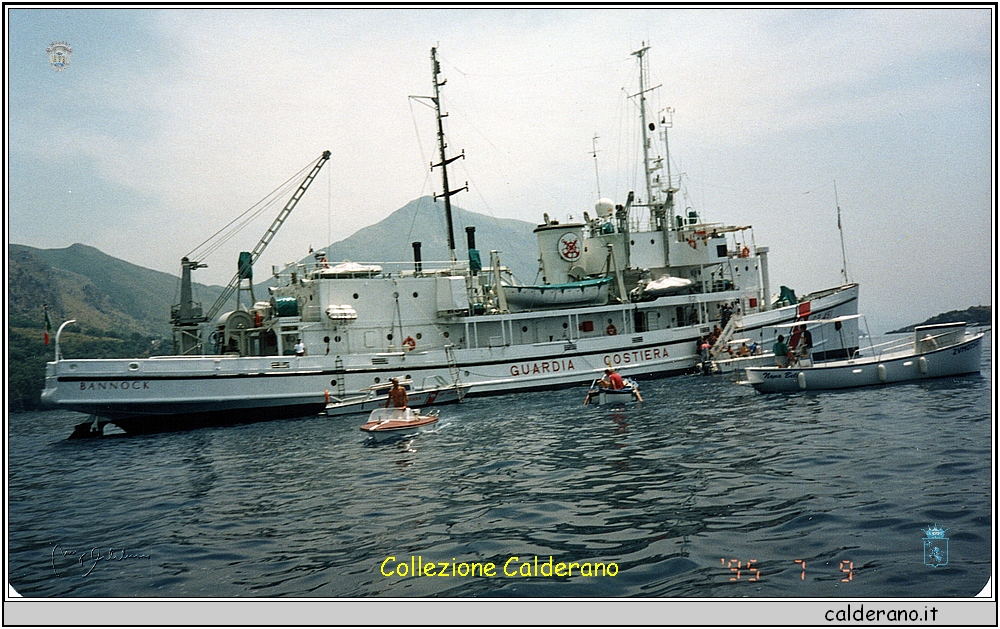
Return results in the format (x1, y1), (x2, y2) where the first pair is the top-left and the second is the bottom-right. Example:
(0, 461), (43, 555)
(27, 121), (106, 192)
(171, 150), (331, 355)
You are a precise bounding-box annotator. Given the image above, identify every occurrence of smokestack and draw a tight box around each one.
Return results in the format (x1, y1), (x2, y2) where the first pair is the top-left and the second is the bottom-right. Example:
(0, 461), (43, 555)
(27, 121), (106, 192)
(465, 226), (476, 250)
(412, 241), (422, 273)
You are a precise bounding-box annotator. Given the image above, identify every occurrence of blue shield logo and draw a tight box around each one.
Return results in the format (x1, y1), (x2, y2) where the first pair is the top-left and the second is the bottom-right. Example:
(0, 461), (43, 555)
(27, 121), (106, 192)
(922, 525), (949, 568)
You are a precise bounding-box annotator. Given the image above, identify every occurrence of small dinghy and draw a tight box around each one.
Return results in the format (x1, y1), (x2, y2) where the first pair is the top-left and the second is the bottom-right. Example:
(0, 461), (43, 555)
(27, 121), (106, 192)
(583, 378), (643, 405)
(360, 407), (440, 442)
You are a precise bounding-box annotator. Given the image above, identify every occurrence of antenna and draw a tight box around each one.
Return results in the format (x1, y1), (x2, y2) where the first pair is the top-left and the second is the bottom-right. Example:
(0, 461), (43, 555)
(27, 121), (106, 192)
(590, 134), (602, 198)
(834, 180), (850, 284)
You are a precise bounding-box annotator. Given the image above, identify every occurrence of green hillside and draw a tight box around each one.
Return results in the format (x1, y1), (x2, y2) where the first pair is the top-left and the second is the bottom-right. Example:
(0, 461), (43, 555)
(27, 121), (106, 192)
(886, 306), (992, 334)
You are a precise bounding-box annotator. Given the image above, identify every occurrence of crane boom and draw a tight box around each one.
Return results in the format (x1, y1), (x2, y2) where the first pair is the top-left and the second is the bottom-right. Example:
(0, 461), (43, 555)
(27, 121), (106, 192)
(205, 150), (331, 322)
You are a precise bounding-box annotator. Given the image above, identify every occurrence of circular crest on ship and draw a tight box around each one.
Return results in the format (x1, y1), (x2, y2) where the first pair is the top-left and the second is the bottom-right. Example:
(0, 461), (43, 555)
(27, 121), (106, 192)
(47, 41), (72, 71)
(557, 232), (582, 262)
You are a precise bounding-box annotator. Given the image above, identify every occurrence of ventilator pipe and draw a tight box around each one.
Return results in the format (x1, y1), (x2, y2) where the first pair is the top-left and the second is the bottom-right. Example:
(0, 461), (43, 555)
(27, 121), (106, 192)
(412, 241), (422, 274)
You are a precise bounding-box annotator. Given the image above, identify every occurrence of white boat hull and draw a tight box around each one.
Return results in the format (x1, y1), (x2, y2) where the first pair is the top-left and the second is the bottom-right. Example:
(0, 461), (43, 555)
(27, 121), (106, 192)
(745, 332), (983, 393)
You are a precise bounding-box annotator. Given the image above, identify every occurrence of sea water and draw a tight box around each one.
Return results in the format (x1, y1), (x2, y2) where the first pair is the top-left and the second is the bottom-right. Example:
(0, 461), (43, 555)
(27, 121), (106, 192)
(6, 333), (992, 598)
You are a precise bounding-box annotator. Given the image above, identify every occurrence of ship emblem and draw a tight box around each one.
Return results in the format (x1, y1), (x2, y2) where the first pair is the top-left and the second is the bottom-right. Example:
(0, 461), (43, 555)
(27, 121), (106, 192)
(47, 41), (72, 71)
(558, 233), (582, 262)
(922, 525), (948, 568)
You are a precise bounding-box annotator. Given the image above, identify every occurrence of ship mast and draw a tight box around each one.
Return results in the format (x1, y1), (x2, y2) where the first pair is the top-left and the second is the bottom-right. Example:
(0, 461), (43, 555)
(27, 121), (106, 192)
(429, 47), (467, 263)
(630, 44), (668, 233)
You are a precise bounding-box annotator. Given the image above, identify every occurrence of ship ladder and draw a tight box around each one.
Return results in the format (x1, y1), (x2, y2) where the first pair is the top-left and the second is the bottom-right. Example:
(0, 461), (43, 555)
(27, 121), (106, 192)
(709, 314), (742, 360)
(445, 345), (465, 400)
(335, 356), (346, 398)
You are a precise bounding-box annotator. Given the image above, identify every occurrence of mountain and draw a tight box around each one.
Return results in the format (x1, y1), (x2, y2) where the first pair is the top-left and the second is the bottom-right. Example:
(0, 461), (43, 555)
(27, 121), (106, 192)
(309, 197), (540, 283)
(885, 306), (992, 334)
(8, 243), (224, 337)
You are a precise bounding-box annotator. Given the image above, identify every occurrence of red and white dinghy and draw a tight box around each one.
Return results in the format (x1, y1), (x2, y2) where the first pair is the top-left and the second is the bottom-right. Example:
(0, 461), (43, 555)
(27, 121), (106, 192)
(360, 407), (440, 441)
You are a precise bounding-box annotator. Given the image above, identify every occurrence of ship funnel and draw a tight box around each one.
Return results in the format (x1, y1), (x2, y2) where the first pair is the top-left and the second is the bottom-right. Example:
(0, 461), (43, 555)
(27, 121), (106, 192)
(412, 241), (422, 273)
(465, 226), (481, 276)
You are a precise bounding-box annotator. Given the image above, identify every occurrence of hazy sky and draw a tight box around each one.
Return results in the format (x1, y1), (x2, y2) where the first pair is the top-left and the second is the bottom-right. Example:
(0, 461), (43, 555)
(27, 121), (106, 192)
(6, 8), (993, 332)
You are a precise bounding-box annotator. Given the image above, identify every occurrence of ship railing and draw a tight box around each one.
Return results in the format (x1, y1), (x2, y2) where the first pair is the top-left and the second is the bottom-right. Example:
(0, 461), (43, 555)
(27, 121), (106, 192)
(288, 258), (472, 279)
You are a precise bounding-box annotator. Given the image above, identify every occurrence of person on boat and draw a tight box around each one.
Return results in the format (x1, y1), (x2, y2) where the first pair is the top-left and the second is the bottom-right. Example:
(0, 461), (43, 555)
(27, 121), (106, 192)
(294, 339), (305, 356)
(584, 370), (613, 404)
(608, 368), (625, 390)
(799, 326), (813, 359)
(773, 335), (790, 368)
(737, 342), (751, 357)
(749, 341), (760, 355)
(385, 378), (408, 409)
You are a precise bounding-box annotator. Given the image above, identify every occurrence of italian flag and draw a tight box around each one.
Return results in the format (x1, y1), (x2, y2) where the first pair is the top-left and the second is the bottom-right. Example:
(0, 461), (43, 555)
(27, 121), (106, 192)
(43, 305), (52, 345)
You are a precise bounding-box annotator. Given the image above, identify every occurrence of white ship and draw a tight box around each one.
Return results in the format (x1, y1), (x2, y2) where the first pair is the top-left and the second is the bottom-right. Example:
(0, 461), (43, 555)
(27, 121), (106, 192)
(42, 46), (859, 435)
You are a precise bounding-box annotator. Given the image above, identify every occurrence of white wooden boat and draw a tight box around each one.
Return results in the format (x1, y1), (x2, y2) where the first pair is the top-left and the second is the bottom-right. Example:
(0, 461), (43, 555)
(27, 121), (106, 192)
(359, 407), (440, 442)
(583, 377), (643, 405)
(745, 321), (983, 393)
(325, 376), (469, 417)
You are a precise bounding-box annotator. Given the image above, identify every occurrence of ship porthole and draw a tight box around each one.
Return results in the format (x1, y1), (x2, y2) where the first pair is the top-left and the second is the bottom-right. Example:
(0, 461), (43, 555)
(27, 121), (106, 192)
(374, 377), (381, 383)
(522, 326), (528, 332)
(443, 332), (450, 338)
(416, 333), (422, 340)
(387, 333), (393, 341)
(353, 293), (359, 299)
(334, 336), (341, 342)
(330, 379), (337, 387)
(323, 336), (330, 343)
(413, 292), (419, 298)
(128, 362), (139, 371)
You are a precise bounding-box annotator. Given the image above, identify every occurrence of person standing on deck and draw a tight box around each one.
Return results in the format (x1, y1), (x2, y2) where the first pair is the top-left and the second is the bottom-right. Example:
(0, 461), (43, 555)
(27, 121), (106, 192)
(385, 378), (408, 409)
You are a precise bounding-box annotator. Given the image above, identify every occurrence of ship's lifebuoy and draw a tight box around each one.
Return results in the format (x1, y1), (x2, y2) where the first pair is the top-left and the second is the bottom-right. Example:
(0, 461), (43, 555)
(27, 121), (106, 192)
(688, 238), (697, 249)
(402, 336), (416, 351)
(741, 246), (750, 258)
(606, 324), (617, 336)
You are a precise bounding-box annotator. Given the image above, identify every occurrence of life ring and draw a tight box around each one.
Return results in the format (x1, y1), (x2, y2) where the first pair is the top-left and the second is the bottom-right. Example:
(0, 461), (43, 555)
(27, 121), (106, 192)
(688, 238), (697, 249)
(606, 324), (617, 336)
(741, 246), (750, 258)
(402, 336), (416, 351)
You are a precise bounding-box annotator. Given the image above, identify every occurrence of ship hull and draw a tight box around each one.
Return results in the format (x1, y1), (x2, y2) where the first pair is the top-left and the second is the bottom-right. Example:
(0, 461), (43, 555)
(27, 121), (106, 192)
(42, 284), (858, 433)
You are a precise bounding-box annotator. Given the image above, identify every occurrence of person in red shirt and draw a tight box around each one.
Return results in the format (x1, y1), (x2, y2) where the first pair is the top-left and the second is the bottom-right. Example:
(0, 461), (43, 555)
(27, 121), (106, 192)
(608, 369), (625, 390)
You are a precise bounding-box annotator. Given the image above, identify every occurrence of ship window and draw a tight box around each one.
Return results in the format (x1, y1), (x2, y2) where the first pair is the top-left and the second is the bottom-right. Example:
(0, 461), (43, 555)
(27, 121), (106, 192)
(387, 333), (393, 341)
(443, 332), (450, 338)
(562, 322), (568, 329)
(630, 240), (635, 245)
(413, 292), (419, 298)
(374, 377), (381, 383)
(334, 336), (341, 342)
(330, 379), (337, 387)
(353, 293), (359, 299)
(416, 333), (422, 340)
(522, 326), (528, 333)
(323, 336), (330, 343)
(716, 244), (727, 257)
